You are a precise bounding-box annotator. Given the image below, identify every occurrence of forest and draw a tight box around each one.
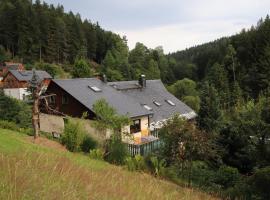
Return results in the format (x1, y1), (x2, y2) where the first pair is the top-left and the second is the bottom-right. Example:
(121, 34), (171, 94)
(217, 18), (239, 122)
(0, 0), (270, 199)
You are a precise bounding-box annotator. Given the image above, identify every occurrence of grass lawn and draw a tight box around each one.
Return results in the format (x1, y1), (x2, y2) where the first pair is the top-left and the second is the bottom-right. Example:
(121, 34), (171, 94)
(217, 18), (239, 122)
(0, 129), (218, 200)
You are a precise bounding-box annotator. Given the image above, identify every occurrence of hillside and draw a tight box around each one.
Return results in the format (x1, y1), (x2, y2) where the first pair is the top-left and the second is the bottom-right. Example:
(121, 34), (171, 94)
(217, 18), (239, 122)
(0, 129), (217, 200)
(169, 15), (270, 98)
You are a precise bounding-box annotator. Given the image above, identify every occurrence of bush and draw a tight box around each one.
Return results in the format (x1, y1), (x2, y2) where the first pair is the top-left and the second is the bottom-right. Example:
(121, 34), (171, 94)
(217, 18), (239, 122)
(0, 91), (31, 128)
(61, 120), (85, 152)
(105, 135), (128, 165)
(89, 149), (104, 160)
(125, 155), (146, 172)
(250, 166), (270, 199)
(214, 166), (240, 189)
(126, 157), (136, 171)
(80, 135), (97, 153)
(0, 120), (20, 131)
(149, 156), (166, 176)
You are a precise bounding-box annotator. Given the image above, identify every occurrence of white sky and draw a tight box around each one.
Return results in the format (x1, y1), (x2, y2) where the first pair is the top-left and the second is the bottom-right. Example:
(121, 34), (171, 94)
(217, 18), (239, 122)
(44, 0), (270, 53)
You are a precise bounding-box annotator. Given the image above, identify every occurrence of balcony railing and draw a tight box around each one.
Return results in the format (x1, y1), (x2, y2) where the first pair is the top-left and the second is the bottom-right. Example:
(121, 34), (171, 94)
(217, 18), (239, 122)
(126, 129), (160, 156)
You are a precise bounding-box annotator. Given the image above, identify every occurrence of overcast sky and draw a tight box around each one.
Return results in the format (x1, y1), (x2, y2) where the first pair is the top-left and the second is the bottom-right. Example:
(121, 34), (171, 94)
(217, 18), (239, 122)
(43, 0), (270, 53)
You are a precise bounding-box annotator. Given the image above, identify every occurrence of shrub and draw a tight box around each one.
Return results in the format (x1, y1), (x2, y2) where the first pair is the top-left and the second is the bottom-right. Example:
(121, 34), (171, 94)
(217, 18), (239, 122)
(105, 135), (128, 165)
(125, 155), (146, 172)
(89, 149), (104, 160)
(150, 156), (166, 176)
(61, 120), (85, 152)
(0, 91), (31, 128)
(80, 135), (97, 153)
(214, 166), (240, 189)
(250, 166), (270, 199)
(126, 157), (136, 171)
(0, 120), (20, 131)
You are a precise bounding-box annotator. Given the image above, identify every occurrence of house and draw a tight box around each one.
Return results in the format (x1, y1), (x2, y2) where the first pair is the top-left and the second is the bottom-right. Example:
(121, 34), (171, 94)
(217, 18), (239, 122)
(2, 70), (52, 100)
(0, 62), (25, 79)
(109, 76), (196, 130)
(44, 75), (196, 151)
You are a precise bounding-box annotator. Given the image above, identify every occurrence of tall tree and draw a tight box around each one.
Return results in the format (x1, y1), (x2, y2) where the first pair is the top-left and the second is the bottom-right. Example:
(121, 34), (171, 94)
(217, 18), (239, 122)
(198, 82), (222, 132)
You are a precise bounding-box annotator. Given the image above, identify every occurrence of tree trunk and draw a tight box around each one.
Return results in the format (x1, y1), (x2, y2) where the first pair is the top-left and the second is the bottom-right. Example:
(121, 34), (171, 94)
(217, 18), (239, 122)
(32, 90), (40, 139)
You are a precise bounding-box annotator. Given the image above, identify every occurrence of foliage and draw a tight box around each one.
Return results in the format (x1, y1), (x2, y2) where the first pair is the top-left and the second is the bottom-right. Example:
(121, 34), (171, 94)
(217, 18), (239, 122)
(168, 78), (200, 112)
(169, 16), (270, 98)
(125, 157), (136, 171)
(72, 58), (93, 78)
(213, 166), (240, 189)
(168, 78), (198, 99)
(61, 119), (85, 152)
(149, 156), (166, 176)
(0, 91), (31, 128)
(197, 82), (222, 132)
(89, 149), (104, 160)
(125, 155), (146, 171)
(105, 135), (128, 165)
(92, 99), (130, 133)
(160, 115), (212, 165)
(0, 120), (20, 132)
(34, 62), (68, 78)
(80, 135), (97, 153)
(182, 95), (200, 112)
(206, 63), (230, 107)
(250, 166), (270, 200)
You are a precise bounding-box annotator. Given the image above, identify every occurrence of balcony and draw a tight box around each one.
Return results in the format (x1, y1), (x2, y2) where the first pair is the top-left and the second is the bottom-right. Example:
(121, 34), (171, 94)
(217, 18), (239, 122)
(125, 129), (160, 156)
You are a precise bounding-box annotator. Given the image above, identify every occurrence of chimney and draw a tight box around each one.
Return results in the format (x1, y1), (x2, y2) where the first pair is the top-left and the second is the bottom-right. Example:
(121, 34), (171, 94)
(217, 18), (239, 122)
(138, 74), (146, 88)
(101, 74), (107, 83)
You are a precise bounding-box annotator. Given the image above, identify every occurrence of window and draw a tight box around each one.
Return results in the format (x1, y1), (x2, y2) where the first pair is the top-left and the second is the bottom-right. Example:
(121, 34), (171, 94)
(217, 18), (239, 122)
(166, 99), (175, 106)
(153, 101), (162, 106)
(130, 119), (141, 133)
(48, 96), (56, 104)
(62, 94), (69, 105)
(88, 85), (102, 92)
(143, 104), (153, 111)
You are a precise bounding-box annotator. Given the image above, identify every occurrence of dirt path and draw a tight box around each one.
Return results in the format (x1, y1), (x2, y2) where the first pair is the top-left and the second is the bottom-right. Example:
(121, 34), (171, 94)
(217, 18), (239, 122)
(26, 136), (67, 152)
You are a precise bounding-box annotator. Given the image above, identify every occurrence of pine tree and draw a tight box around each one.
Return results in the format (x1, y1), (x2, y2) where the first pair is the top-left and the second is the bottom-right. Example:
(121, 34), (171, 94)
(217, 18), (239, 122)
(207, 63), (230, 108)
(198, 82), (222, 132)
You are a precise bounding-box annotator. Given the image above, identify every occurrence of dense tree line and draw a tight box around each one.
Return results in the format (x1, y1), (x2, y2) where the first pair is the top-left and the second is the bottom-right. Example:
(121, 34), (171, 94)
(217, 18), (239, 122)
(0, 0), (174, 83)
(169, 15), (270, 99)
(0, 0), (126, 64)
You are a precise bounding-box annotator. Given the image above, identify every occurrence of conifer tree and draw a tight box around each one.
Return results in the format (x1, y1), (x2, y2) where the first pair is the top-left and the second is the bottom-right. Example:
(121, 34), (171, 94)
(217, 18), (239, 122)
(198, 82), (222, 132)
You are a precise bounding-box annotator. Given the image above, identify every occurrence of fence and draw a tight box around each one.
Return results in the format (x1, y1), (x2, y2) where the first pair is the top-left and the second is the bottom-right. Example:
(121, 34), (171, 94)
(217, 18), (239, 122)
(126, 129), (160, 156)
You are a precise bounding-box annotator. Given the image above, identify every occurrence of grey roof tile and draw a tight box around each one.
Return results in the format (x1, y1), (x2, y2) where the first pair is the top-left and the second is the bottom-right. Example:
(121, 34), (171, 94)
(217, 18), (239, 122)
(9, 70), (52, 81)
(52, 78), (152, 118)
(108, 80), (196, 123)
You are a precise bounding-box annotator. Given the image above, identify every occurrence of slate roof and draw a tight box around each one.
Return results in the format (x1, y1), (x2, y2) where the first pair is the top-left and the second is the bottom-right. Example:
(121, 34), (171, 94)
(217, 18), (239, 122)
(108, 80), (196, 123)
(52, 78), (152, 118)
(9, 70), (52, 81)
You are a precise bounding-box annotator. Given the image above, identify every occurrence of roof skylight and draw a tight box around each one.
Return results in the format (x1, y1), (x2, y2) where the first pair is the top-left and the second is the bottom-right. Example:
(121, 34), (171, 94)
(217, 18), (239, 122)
(143, 104), (153, 111)
(153, 101), (162, 107)
(88, 85), (102, 92)
(166, 99), (175, 106)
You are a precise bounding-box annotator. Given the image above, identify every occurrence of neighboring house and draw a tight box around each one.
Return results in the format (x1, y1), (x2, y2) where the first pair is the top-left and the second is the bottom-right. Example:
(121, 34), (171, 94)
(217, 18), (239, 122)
(2, 70), (52, 100)
(0, 62), (25, 78)
(44, 75), (196, 153)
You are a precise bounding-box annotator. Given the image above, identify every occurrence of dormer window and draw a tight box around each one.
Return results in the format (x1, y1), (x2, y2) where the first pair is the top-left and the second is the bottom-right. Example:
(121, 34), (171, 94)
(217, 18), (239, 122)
(88, 85), (102, 92)
(153, 101), (162, 106)
(166, 99), (175, 106)
(143, 104), (153, 111)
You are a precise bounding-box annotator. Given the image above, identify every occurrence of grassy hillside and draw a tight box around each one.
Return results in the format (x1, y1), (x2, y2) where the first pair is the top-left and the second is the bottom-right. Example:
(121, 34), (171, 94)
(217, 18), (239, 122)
(0, 129), (218, 200)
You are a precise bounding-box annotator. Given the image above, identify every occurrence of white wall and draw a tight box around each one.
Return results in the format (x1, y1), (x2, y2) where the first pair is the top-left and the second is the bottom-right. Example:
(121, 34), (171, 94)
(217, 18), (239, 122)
(4, 88), (31, 100)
